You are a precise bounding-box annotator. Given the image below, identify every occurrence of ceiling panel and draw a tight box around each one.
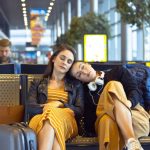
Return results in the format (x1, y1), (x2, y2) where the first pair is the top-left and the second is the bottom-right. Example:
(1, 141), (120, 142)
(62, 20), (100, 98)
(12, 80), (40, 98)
(0, 0), (53, 29)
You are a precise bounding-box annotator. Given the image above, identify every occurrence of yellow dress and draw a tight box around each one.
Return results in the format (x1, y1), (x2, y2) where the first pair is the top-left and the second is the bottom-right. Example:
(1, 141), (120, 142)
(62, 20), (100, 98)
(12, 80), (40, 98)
(95, 81), (150, 150)
(29, 86), (78, 150)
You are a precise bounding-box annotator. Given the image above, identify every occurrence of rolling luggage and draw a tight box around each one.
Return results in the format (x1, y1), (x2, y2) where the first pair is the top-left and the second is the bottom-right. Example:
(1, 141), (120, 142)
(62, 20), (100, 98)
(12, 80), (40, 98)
(0, 122), (37, 150)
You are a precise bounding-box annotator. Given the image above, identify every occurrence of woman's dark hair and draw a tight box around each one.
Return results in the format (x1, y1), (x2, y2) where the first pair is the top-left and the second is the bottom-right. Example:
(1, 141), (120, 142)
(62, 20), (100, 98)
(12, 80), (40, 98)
(43, 44), (76, 78)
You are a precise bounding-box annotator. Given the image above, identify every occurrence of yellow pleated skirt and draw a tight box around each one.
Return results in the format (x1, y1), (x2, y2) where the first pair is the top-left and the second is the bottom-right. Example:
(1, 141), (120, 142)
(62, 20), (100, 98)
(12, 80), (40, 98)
(29, 107), (78, 150)
(95, 81), (149, 150)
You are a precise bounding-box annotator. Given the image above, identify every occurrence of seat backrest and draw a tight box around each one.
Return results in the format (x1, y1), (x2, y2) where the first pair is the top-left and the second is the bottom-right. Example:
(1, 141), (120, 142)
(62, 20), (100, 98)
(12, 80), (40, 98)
(90, 62), (123, 71)
(0, 64), (15, 74)
(22, 74), (43, 123)
(20, 64), (47, 74)
(27, 74), (43, 90)
(0, 74), (25, 124)
(0, 74), (20, 105)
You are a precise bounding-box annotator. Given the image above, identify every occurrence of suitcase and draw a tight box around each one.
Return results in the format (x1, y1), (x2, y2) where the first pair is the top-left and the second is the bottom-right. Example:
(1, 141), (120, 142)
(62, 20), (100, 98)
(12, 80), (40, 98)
(0, 122), (37, 150)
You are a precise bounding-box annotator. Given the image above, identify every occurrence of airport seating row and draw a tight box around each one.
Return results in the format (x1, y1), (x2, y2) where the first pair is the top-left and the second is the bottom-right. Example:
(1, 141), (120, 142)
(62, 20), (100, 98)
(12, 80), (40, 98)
(0, 64), (47, 74)
(0, 62), (146, 74)
(0, 63), (150, 150)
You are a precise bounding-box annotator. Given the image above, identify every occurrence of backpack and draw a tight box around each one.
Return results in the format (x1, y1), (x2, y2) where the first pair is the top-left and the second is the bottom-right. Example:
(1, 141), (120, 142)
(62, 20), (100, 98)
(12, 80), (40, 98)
(123, 64), (150, 111)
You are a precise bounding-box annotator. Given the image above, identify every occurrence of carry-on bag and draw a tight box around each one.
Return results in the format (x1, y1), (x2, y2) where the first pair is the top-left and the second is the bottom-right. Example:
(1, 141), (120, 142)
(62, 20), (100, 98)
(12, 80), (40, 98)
(0, 122), (37, 150)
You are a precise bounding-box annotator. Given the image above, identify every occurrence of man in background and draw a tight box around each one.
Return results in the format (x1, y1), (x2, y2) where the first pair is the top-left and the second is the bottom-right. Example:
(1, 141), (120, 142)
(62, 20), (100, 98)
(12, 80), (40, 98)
(0, 38), (20, 73)
(0, 38), (12, 64)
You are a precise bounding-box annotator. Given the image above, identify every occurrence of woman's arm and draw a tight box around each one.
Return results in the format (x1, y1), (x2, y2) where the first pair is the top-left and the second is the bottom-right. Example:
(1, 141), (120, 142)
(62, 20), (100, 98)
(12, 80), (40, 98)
(119, 67), (143, 108)
(28, 79), (44, 118)
(64, 80), (84, 119)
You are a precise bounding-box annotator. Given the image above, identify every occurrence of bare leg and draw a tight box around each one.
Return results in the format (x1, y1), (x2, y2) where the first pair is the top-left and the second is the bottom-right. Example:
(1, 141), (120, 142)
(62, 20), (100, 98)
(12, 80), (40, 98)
(52, 136), (61, 150)
(113, 95), (135, 143)
(38, 120), (55, 150)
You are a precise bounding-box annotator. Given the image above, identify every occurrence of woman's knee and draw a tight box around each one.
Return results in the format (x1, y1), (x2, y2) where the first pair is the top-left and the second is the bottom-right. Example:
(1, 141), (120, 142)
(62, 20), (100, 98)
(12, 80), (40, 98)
(106, 81), (123, 88)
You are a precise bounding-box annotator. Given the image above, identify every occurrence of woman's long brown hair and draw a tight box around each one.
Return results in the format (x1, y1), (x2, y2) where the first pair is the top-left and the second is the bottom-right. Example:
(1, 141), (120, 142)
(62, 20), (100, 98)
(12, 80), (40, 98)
(43, 44), (76, 78)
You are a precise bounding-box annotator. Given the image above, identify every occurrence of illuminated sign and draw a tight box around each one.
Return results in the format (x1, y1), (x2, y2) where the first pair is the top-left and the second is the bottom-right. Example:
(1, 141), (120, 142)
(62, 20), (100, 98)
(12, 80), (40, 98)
(84, 34), (107, 62)
(146, 62), (150, 67)
(30, 9), (46, 46)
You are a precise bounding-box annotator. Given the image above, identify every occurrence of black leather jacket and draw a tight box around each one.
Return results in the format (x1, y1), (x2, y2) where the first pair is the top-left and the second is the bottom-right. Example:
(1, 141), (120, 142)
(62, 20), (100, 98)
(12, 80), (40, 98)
(28, 76), (84, 121)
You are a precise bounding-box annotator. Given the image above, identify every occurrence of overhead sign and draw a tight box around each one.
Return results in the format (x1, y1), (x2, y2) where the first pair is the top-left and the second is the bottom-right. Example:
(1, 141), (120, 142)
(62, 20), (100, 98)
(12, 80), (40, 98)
(30, 9), (46, 46)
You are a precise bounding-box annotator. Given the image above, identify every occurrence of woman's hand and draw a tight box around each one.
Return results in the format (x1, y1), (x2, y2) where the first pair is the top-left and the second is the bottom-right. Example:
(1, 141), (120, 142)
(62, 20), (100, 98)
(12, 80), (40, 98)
(43, 101), (64, 111)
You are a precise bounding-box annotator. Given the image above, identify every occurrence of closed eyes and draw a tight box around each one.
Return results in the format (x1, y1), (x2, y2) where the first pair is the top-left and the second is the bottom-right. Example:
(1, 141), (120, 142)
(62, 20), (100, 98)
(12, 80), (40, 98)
(76, 64), (85, 78)
(60, 55), (73, 64)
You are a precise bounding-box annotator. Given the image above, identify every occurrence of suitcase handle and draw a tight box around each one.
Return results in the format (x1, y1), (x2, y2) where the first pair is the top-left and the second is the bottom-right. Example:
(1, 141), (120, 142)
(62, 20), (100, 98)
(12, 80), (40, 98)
(29, 140), (35, 150)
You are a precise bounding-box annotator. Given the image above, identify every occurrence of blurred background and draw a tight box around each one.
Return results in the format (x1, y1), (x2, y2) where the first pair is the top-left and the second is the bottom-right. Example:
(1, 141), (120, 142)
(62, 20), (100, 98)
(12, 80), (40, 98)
(0, 0), (150, 64)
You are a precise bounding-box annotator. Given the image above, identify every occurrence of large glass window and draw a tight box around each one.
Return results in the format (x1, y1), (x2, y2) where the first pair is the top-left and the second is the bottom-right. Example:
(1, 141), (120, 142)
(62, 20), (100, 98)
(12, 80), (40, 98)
(110, 23), (121, 37)
(144, 26), (150, 60)
(108, 36), (121, 61)
(109, 10), (120, 24)
(81, 0), (90, 16)
(110, 0), (116, 8)
(126, 25), (144, 61)
(98, 0), (121, 61)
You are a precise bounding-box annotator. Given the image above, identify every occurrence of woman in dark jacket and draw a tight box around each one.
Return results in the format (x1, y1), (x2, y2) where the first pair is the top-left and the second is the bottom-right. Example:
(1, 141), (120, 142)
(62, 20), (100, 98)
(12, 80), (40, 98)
(71, 62), (149, 150)
(28, 44), (84, 150)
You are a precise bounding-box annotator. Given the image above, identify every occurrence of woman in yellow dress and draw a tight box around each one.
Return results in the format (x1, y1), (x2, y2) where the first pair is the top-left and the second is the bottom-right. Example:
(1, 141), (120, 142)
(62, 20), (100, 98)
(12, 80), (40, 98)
(71, 62), (149, 150)
(28, 44), (84, 150)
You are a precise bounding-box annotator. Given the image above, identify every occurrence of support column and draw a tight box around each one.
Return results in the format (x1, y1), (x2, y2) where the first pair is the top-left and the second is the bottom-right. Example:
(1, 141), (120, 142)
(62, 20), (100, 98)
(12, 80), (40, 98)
(90, 0), (98, 14)
(77, 0), (81, 17)
(77, 0), (83, 60)
(121, 21), (127, 63)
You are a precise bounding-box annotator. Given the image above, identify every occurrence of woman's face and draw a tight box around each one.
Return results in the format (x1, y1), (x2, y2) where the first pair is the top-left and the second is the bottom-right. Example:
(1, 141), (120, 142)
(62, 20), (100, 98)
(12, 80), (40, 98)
(53, 49), (74, 74)
(71, 62), (96, 83)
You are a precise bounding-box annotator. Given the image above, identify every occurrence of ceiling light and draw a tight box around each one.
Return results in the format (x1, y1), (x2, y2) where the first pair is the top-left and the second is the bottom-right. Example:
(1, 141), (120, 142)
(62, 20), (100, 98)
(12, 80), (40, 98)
(22, 3), (26, 7)
(25, 22), (28, 26)
(47, 10), (51, 13)
(24, 18), (27, 22)
(23, 10), (27, 14)
(22, 7), (26, 11)
(21, 0), (28, 29)
(48, 6), (52, 10)
(45, 0), (55, 22)
(50, 2), (54, 6)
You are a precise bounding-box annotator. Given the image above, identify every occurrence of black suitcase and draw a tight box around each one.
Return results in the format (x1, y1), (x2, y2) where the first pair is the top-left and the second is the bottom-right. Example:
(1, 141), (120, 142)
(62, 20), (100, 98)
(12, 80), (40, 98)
(0, 122), (37, 150)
